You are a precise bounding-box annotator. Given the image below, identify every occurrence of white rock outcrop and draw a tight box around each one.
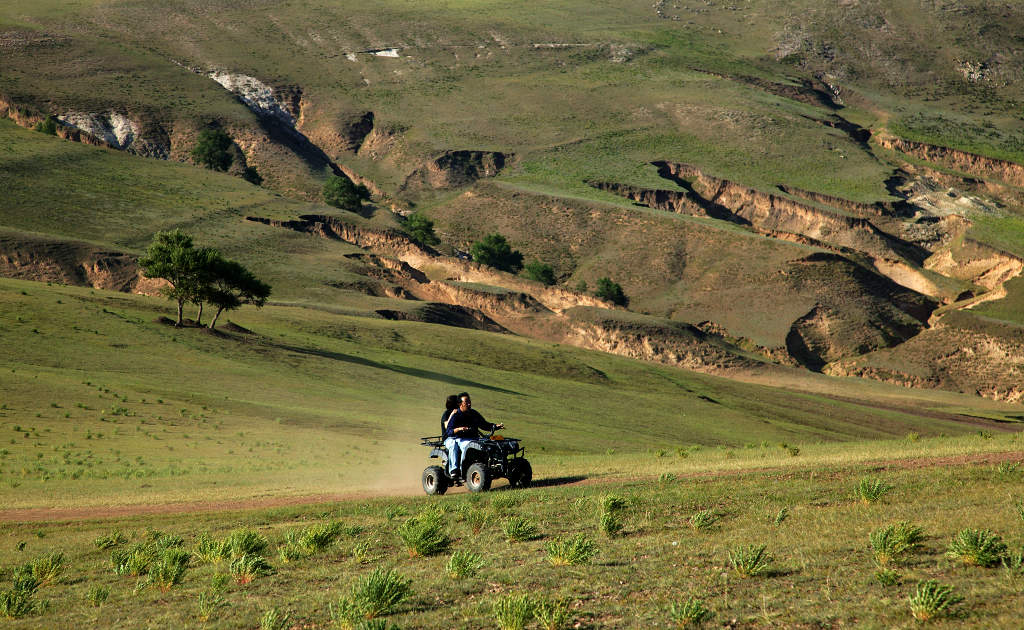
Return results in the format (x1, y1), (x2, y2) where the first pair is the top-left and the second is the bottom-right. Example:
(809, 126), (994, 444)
(208, 70), (295, 126)
(57, 111), (168, 158)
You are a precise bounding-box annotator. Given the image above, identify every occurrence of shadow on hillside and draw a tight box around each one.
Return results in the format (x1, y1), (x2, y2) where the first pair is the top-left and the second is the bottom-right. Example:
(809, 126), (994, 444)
(271, 342), (523, 396)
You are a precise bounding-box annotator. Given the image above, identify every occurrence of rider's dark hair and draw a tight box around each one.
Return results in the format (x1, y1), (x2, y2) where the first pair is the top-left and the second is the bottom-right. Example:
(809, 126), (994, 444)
(445, 395), (460, 410)
(457, 392), (470, 400)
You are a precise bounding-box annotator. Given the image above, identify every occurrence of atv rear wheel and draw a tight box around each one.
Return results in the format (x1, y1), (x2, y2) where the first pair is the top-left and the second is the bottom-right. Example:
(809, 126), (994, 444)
(465, 463), (491, 493)
(508, 459), (532, 488)
(422, 465), (449, 495)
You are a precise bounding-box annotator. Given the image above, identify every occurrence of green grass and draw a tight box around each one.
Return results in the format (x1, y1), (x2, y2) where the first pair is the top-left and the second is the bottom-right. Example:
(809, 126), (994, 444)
(1, 445), (1024, 627)
(1, 277), (1020, 510)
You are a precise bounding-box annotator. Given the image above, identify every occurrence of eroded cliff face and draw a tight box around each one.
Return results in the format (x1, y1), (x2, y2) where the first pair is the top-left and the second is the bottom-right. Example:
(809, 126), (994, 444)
(245, 213), (761, 375)
(401, 151), (511, 191)
(877, 135), (1024, 187)
(0, 236), (165, 295)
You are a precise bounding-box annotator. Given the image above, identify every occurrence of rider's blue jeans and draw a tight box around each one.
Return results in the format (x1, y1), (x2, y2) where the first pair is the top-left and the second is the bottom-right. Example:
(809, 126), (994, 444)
(444, 437), (462, 475)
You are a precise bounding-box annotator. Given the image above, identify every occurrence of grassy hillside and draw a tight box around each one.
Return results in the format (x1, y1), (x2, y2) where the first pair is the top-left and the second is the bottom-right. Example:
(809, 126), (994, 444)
(2, 277), (1019, 512)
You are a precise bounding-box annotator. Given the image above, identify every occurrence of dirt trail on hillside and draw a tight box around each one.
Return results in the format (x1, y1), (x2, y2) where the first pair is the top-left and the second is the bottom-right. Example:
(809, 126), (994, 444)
(4, 451), (1020, 523)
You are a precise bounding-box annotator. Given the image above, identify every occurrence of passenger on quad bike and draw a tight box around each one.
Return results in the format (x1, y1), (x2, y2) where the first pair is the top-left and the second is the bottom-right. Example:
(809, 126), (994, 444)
(445, 393), (502, 479)
(421, 392), (530, 494)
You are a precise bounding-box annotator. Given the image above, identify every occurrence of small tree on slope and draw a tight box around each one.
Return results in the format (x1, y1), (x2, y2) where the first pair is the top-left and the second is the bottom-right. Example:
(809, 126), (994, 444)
(139, 230), (214, 326)
(206, 258), (272, 330)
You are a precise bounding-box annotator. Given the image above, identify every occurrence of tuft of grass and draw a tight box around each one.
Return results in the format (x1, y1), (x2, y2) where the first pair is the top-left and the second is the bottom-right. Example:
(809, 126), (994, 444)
(224, 528), (269, 558)
(727, 544), (771, 578)
(855, 478), (893, 504)
(397, 509), (451, 557)
(547, 534), (598, 566)
(689, 509), (718, 531)
(146, 547), (190, 591)
(908, 580), (963, 621)
(493, 594), (534, 630)
(869, 521), (925, 566)
(93, 531), (127, 550)
(534, 596), (571, 630)
(668, 598), (713, 627)
(599, 510), (624, 538)
(946, 528), (1008, 567)
(111, 544), (153, 577)
(874, 568), (901, 587)
(193, 533), (230, 565)
(29, 551), (64, 586)
(0, 588), (44, 619)
(1002, 548), (1024, 586)
(197, 589), (226, 622)
(601, 495), (627, 513)
(502, 515), (540, 542)
(446, 550), (484, 579)
(464, 508), (490, 535)
(773, 507), (789, 525)
(349, 567), (412, 619)
(490, 493), (522, 514)
(229, 553), (273, 584)
(259, 606), (291, 630)
(996, 461), (1019, 475)
(298, 521), (342, 554)
(84, 585), (109, 607)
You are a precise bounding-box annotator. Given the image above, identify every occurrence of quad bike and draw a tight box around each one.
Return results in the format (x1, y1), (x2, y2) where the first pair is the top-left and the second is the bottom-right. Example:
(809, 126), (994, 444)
(420, 428), (532, 494)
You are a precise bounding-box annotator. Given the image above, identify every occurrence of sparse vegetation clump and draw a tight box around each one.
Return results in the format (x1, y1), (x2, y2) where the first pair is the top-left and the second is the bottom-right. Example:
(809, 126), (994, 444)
(523, 260), (556, 286)
(502, 515), (539, 542)
(145, 548), (190, 591)
(445, 550), (484, 579)
(229, 553), (273, 584)
(946, 528), (1007, 567)
(668, 598), (712, 627)
(493, 594), (534, 630)
(728, 544), (771, 578)
(855, 477), (892, 504)
(869, 521), (924, 566)
(689, 509), (718, 531)
(908, 580), (963, 621)
(347, 567), (412, 620)
(404, 212), (440, 247)
(397, 509), (451, 557)
(594, 277), (628, 307)
(546, 534), (597, 566)
(534, 597), (571, 630)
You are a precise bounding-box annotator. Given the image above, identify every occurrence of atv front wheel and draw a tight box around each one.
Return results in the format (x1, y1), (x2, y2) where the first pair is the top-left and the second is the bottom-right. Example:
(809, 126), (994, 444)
(508, 459), (532, 488)
(465, 463), (491, 493)
(422, 465), (449, 495)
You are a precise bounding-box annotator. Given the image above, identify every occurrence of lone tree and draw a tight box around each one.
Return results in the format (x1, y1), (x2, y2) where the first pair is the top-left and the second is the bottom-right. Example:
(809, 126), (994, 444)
(139, 230), (271, 328)
(139, 230), (215, 326)
(205, 258), (271, 330)
(522, 260), (556, 286)
(323, 174), (370, 212)
(595, 277), (628, 307)
(404, 212), (439, 247)
(470, 233), (523, 273)
(191, 128), (234, 171)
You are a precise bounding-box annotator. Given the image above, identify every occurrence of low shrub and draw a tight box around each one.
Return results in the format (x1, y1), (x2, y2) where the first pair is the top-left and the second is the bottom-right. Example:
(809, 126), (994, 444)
(599, 510), (624, 538)
(547, 534), (598, 566)
(689, 509), (718, 531)
(534, 597), (570, 630)
(397, 510), (451, 557)
(503, 515), (539, 542)
(225, 528), (269, 558)
(668, 598), (712, 627)
(85, 585), (109, 607)
(29, 552), (64, 586)
(869, 522), (924, 566)
(728, 544), (771, 578)
(350, 567), (412, 619)
(93, 531), (127, 550)
(446, 550), (484, 579)
(855, 478), (892, 504)
(146, 548), (190, 591)
(259, 606), (290, 630)
(947, 528), (1007, 567)
(493, 594), (534, 630)
(908, 580), (962, 621)
(230, 554), (273, 584)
